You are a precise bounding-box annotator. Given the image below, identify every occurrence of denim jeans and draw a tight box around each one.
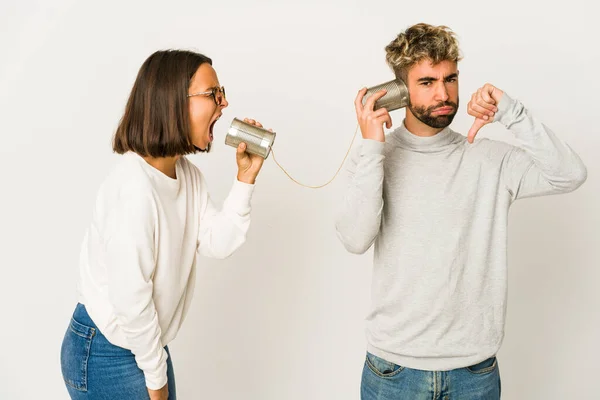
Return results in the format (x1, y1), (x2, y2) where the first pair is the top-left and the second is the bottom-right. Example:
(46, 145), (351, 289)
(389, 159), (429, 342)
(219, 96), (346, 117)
(60, 303), (176, 399)
(361, 352), (501, 400)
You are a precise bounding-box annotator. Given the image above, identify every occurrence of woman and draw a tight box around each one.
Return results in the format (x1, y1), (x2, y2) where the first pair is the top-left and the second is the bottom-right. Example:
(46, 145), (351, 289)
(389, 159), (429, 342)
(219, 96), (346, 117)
(60, 50), (267, 400)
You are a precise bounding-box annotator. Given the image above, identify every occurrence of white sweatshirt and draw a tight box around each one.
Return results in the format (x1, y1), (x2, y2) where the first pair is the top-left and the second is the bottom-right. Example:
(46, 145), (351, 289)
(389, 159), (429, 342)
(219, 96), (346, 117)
(335, 93), (587, 370)
(77, 151), (254, 389)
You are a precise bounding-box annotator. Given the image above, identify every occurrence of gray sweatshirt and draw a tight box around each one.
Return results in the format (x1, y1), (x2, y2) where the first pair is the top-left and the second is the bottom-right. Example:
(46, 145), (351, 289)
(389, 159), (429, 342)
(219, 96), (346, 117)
(335, 93), (587, 370)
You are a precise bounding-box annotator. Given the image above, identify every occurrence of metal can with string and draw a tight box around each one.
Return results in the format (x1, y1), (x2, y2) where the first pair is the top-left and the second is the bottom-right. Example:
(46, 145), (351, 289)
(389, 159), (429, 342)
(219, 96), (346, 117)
(225, 118), (277, 159)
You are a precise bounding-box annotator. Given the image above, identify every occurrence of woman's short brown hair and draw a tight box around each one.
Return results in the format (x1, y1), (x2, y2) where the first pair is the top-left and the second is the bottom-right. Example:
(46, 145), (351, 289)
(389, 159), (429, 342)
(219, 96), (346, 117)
(113, 50), (212, 157)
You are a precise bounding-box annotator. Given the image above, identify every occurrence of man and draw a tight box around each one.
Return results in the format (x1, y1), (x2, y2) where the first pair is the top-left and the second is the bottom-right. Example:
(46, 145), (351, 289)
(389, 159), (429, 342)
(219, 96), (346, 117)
(335, 23), (586, 399)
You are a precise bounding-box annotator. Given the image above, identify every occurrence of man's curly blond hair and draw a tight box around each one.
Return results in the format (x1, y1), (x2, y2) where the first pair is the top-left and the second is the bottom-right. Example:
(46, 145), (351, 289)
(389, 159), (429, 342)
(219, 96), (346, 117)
(385, 23), (462, 80)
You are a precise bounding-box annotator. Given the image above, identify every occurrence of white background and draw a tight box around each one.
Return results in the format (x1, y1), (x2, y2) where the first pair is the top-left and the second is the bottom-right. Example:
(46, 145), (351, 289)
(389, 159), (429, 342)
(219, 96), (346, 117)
(0, 0), (598, 398)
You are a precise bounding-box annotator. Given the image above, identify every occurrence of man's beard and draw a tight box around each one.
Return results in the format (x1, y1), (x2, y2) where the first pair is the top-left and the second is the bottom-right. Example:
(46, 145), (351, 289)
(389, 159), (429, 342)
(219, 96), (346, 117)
(408, 97), (459, 129)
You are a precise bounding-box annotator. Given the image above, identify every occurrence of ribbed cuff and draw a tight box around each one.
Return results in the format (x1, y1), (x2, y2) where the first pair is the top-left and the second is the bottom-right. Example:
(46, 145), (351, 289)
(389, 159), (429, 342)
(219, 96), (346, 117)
(225, 179), (255, 214)
(143, 354), (168, 390)
(495, 92), (517, 126)
(360, 139), (385, 156)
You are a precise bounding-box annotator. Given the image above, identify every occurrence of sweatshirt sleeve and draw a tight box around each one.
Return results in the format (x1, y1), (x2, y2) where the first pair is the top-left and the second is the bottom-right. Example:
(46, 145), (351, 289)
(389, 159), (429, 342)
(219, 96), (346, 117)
(334, 139), (386, 254)
(495, 93), (587, 200)
(103, 187), (168, 390)
(197, 174), (254, 259)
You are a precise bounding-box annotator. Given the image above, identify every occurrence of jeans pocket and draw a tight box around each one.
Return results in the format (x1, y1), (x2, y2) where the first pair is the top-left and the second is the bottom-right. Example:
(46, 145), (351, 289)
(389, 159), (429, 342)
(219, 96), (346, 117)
(466, 356), (498, 375)
(365, 352), (404, 378)
(60, 317), (96, 391)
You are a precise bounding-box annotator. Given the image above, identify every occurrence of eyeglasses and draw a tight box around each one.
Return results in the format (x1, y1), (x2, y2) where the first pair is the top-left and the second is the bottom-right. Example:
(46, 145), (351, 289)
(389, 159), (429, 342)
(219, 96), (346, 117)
(187, 86), (226, 106)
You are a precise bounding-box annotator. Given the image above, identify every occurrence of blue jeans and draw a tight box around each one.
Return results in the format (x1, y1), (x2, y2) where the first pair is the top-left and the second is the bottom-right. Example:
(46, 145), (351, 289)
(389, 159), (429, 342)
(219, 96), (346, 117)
(60, 304), (177, 399)
(361, 352), (501, 400)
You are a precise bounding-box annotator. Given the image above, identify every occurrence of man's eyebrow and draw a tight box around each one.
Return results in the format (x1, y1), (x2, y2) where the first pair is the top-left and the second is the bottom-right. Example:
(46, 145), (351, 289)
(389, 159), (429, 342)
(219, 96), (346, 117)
(417, 73), (458, 82)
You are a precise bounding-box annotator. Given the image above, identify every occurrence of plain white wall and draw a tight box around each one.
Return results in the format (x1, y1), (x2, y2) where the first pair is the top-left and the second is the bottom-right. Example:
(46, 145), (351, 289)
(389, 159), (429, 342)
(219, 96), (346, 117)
(1, 0), (598, 398)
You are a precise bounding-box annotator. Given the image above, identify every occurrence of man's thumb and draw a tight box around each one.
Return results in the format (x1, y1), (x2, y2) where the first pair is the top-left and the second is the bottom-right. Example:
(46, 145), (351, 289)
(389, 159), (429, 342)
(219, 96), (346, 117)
(467, 119), (486, 144)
